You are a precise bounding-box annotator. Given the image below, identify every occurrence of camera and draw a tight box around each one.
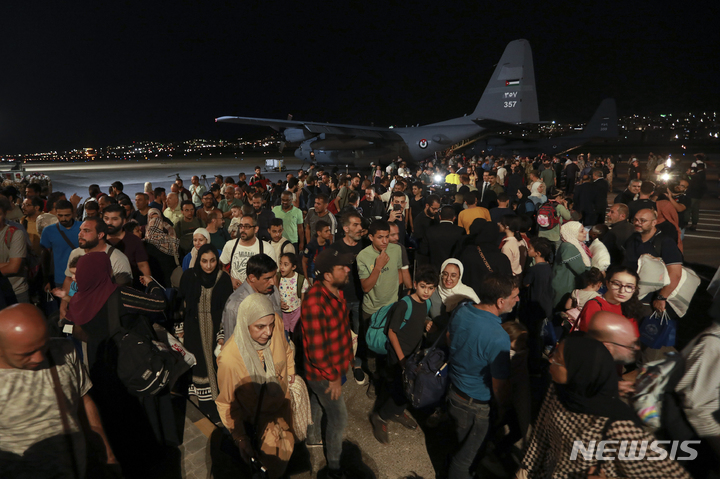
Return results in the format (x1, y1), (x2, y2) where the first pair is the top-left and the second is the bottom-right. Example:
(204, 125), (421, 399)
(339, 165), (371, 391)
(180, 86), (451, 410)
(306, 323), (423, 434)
(393, 204), (402, 211)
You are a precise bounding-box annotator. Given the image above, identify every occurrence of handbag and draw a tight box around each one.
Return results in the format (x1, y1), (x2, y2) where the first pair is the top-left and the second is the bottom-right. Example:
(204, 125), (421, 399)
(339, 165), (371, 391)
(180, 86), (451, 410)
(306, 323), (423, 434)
(636, 253), (670, 299)
(402, 325), (450, 409)
(667, 266), (701, 317)
(639, 311), (676, 349)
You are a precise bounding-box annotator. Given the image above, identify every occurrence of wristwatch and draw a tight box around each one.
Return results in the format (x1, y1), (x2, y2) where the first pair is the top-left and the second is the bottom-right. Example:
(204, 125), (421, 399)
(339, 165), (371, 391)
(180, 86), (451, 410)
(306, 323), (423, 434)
(656, 294), (667, 301)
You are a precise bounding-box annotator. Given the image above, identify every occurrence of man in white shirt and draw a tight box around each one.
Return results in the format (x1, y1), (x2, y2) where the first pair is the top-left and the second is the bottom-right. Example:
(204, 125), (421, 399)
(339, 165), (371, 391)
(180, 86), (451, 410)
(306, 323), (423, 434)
(189, 176), (207, 208)
(220, 213), (277, 289)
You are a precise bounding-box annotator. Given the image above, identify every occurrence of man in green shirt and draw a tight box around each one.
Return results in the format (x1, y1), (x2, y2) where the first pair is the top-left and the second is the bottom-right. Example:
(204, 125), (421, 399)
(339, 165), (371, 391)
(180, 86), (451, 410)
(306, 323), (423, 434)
(218, 185), (243, 228)
(357, 220), (403, 318)
(272, 191), (304, 252)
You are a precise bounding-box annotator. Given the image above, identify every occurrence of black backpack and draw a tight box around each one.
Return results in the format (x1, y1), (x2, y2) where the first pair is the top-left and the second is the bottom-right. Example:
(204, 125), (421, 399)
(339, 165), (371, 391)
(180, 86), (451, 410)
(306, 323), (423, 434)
(107, 291), (188, 397)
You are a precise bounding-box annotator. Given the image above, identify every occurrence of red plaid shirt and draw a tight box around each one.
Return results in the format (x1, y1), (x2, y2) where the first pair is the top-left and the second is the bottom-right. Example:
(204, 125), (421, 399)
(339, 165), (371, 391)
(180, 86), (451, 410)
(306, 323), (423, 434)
(301, 281), (353, 382)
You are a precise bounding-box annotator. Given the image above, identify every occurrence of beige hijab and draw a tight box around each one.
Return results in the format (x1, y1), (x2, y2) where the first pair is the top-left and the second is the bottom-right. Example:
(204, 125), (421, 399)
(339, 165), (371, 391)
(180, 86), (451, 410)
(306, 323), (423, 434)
(560, 221), (592, 267)
(233, 293), (281, 395)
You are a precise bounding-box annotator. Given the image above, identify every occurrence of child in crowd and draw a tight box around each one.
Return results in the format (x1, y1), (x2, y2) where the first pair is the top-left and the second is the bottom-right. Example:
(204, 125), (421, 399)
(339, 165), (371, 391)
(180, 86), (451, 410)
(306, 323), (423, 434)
(269, 218), (295, 258)
(227, 204), (243, 239)
(563, 267), (604, 330)
(303, 220), (332, 282)
(521, 236), (554, 365)
(371, 265), (439, 444)
(500, 321), (531, 451)
(277, 252), (308, 343)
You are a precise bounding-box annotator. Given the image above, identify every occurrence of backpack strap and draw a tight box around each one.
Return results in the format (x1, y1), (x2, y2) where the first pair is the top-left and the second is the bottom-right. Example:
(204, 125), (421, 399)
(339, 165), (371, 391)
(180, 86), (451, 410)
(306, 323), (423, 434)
(399, 295), (414, 330)
(281, 239), (292, 254)
(56, 222), (76, 249)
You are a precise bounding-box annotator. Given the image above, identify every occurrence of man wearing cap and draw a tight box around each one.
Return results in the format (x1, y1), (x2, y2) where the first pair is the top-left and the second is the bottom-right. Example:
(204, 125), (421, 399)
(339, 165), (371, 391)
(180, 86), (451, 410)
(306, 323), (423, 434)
(301, 248), (354, 479)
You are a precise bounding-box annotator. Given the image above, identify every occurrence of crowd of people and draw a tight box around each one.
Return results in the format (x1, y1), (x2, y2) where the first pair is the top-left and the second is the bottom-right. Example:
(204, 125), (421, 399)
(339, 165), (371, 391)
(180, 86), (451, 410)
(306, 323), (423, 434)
(0, 151), (717, 479)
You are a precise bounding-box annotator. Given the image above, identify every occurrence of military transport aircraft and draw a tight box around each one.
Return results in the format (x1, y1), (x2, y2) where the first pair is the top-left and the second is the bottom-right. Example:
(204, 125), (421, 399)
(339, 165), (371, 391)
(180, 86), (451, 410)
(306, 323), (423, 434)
(216, 39), (539, 167)
(466, 98), (618, 157)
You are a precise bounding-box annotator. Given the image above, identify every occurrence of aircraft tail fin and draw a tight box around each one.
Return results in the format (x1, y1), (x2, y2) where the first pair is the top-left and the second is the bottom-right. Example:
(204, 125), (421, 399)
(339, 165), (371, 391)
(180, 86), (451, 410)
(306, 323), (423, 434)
(581, 98), (617, 138)
(472, 39), (539, 124)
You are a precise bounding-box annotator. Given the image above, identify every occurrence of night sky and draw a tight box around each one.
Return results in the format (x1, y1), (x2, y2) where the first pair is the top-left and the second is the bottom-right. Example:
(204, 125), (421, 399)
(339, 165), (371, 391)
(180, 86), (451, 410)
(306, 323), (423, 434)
(2, 1), (718, 154)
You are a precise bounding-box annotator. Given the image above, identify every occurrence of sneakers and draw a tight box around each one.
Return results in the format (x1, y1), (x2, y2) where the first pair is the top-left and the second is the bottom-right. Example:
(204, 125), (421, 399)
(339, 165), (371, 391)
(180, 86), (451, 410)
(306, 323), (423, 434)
(370, 412), (389, 444)
(353, 368), (368, 386)
(389, 411), (418, 430)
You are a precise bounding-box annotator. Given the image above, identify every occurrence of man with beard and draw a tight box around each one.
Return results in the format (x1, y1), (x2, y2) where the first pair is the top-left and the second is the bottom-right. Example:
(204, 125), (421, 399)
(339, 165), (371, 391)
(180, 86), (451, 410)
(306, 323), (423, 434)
(103, 205), (151, 289)
(251, 192), (275, 242)
(220, 213), (277, 290)
(602, 203), (635, 264)
(63, 216), (132, 292)
(40, 200), (81, 294)
(329, 210), (367, 385)
(196, 191), (218, 225)
(272, 191), (304, 253)
(301, 249), (354, 479)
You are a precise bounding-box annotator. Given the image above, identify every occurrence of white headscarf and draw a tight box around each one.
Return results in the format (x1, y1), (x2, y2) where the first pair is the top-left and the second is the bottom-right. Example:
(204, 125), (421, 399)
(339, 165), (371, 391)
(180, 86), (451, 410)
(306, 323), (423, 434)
(438, 258), (480, 310)
(560, 221), (592, 267)
(188, 228), (211, 268)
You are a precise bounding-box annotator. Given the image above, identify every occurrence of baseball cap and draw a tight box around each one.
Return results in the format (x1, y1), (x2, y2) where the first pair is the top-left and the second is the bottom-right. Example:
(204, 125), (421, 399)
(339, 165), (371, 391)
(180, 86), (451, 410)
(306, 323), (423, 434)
(314, 249), (354, 277)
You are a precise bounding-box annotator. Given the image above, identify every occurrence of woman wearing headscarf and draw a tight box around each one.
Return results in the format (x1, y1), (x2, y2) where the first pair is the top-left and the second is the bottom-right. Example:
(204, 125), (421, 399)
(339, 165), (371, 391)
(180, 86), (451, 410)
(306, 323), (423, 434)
(458, 219), (513, 293)
(181, 227), (221, 271)
(216, 293), (295, 479)
(144, 207), (180, 286)
(518, 336), (691, 478)
(515, 187), (536, 216)
(656, 199), (683, 252)
(178, 244), (233, 423)
(427, 258), (481, 343)
(552, 221), (591, 310)
(66, 252), (170, 475)
(529, 179), (547, 207)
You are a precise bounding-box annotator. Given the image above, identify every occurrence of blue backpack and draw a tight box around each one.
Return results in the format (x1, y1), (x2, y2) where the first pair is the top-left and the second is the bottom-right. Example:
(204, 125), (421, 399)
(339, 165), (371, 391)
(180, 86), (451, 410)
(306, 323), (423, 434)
(366, 296), (430, 355)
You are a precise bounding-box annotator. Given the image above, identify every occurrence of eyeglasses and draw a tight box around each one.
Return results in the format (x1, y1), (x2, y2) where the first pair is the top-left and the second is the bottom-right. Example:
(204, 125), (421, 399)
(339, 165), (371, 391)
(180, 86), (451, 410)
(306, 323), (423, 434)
(605, 341), (639, 351)
(609, 280), (636, 293)
(239, 224), (256, 229)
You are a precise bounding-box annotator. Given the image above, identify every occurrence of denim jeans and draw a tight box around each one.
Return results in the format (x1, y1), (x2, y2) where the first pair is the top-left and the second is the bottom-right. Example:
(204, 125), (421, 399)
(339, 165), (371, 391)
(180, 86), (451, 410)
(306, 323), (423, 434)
(447, 388), (492, 479)
(347, 300), (362, 369)
(306, 379), (348, 471)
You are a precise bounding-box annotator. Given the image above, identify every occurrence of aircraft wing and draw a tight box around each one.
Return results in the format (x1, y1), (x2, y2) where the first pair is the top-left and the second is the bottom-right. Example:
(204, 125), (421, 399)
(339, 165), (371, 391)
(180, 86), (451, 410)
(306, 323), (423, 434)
(215, 116), (404, 141)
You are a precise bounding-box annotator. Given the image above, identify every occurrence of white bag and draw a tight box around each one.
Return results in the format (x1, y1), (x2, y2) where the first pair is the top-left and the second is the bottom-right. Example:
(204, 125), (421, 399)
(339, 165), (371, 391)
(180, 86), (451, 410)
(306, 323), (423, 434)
(667, 266), (701, 317)
(153, 323), (197, 368)
(636, 254), (670, 299)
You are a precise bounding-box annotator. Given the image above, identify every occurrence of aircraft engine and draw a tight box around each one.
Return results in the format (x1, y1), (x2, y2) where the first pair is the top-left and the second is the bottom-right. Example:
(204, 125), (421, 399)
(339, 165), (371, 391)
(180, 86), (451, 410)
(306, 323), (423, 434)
(283, 128), (314, 143)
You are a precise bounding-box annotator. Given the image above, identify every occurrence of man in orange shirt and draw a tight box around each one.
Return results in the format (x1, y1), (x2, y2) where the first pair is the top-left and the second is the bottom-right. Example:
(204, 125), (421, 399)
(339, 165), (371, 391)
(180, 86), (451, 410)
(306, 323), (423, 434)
(457, 191), (490, 233)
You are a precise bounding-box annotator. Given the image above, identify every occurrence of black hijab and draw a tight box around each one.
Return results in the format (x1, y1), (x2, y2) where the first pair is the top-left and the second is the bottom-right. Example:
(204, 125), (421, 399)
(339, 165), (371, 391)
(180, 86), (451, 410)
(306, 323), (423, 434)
(193, 244), (221, 288)
(555, 335), (641, 425)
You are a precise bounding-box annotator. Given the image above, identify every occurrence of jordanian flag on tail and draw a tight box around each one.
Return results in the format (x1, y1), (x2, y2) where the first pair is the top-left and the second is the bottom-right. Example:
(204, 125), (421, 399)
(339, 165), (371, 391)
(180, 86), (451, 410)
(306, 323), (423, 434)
(506, 80), (520, 86)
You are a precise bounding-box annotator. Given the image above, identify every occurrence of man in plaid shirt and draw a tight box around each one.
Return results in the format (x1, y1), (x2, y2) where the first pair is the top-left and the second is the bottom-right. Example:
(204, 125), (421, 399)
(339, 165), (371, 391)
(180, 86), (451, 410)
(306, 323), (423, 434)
(301, 248), (354, 479)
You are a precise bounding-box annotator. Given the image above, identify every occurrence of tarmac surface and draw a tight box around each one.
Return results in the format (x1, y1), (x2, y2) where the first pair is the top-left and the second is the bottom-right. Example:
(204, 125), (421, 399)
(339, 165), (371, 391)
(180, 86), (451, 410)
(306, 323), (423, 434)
(22, 155), (720, 478)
